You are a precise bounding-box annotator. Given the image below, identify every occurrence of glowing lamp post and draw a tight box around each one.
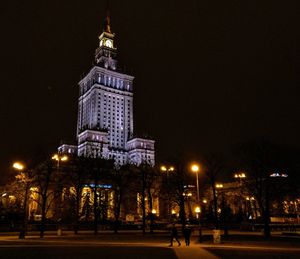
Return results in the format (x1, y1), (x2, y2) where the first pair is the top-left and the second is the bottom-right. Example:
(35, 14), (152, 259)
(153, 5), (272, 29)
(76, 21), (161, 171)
(195, 206), (201, 218)
(234, 172), (246, 179)
(160, 165), (174, 176)
(215, 184), (223, 189)
(13, 162), (24, 171)
(234, 172), (246, 186)
(52, 154), (68, 236)
(191, 163), (202, 242)
(160, 165), (175, 217)
(191, 164), (200, 203)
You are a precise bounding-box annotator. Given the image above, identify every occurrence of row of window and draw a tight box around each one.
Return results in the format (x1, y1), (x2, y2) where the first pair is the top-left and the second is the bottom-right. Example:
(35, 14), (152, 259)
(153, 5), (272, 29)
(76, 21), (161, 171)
(98, 75), (131, 91)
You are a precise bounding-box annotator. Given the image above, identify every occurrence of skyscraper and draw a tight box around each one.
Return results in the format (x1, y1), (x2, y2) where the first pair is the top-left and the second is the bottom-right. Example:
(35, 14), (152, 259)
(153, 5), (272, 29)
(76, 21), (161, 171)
(59, 9), (155, 166)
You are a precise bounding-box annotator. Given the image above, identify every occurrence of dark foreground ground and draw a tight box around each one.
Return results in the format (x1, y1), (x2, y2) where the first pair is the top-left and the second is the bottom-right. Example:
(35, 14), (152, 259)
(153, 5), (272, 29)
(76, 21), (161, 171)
(0, 246), (176, 259)
(205, 248), (300, 259)
(0, 231), (300, 259)
(202, 233), (300, 259)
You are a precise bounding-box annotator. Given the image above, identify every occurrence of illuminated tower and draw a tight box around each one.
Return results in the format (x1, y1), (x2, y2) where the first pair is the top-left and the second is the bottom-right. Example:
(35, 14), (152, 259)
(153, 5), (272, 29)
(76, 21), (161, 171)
(64, 8), (155, 165)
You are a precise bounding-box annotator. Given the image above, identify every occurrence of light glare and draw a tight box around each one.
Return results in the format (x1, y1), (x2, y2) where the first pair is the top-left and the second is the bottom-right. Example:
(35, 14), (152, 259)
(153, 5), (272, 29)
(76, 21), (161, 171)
(191, 164), (200, 173)
(13, 162), (24, 171)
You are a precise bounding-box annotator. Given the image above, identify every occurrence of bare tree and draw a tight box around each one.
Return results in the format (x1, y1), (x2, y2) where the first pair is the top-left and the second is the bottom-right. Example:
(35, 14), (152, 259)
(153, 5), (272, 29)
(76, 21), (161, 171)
(161, 159), (193, 231)
(67, 156), (90, 234)
(136, 163), (158, 234)
(109, 164), (134, 233)
(236, 139), (281, 238)
(202, 153), (226, 230)
(89, 157), (114, 235)
(13, 171), (33, 239)
(32, 158), (55, 238)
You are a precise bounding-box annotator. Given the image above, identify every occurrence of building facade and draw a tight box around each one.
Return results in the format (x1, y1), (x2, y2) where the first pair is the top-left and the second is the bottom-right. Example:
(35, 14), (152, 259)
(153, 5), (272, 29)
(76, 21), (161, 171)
(59, 11), (155, 166)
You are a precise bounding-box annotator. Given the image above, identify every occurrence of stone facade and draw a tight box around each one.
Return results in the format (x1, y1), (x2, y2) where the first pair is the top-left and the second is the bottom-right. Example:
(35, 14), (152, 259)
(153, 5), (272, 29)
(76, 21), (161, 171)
(59, 12), (155, 166)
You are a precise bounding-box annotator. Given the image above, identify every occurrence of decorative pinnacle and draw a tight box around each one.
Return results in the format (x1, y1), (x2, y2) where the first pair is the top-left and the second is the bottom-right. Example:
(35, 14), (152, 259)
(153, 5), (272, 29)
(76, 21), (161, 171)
(104, 0), (112, 33)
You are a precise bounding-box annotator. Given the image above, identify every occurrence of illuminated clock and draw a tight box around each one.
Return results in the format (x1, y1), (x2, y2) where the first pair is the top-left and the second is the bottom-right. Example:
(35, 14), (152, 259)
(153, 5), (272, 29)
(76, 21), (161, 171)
(105, 39), (112, 48)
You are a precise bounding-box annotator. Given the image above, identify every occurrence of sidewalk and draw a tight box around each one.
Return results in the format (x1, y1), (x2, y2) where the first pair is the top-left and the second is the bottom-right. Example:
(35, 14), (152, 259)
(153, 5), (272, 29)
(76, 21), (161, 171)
(174, 246), (219, 259)
(1, 233), (300, 259)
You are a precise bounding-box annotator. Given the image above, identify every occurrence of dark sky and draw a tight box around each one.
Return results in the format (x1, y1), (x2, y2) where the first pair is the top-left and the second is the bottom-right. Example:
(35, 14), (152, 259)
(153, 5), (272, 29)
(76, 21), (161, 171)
(0, 0), (300, 174)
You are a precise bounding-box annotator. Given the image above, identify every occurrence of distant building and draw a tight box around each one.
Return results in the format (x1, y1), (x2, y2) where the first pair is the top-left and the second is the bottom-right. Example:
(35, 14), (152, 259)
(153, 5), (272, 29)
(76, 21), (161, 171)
(59, 10), (155, 166)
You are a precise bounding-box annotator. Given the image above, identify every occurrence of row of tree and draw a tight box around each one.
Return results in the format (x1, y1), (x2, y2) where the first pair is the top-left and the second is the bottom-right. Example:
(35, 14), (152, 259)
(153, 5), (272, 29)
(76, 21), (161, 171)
(1, 139), (299, 239)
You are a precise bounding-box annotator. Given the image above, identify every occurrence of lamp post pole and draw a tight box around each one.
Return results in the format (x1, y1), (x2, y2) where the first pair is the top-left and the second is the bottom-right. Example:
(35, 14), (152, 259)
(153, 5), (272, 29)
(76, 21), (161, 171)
(52, 154), (68, 236)
(161, 165), (174, 220)
(191, 164), (202, 242)
(196, 170), (200, 203)
(234, 173), (247, 219)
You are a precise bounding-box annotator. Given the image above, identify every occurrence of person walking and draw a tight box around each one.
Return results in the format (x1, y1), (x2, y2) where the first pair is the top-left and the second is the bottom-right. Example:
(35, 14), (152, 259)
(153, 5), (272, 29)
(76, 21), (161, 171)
(169, 223), (181, 247)
(183, 226), (192, 246)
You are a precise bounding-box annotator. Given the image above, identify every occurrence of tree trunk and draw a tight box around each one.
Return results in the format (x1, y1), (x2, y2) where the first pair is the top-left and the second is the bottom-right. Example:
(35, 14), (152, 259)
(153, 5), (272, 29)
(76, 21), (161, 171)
(263, 182), (271, 238)
(141, 170), (146, 235)
(19, 183), (29, 239)
(74, 191), (80, 234)
(114, 190), (122, 234)
(40, 196), (47, 238)
(221, 194), (229, 237)
(93, 185), (98, 235)
(148, 189), (154, 234)
(141, 189), (146, 235)
(179, 194), (186, 232)
(212, 185), (219, 229)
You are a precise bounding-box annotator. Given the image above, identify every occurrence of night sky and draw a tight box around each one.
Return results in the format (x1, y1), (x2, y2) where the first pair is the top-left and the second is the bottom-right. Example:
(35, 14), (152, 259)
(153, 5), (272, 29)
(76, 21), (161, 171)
(1, 1), (300, 174)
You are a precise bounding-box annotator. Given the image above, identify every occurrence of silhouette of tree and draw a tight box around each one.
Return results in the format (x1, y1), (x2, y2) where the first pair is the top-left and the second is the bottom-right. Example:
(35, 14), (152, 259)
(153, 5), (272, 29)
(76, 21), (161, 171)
(109, 163), (135, 233)
(89, 157), (114, 235)
(67, 156), (90, 234)
(202, 153), (227, 230)
(236, 139), (283, 238)
(31, 157), (55, 238)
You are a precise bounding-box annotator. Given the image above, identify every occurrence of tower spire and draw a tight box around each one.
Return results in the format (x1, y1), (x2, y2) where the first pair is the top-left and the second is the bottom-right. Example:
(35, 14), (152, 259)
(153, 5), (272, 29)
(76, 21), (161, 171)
(104, 0), (112, 33)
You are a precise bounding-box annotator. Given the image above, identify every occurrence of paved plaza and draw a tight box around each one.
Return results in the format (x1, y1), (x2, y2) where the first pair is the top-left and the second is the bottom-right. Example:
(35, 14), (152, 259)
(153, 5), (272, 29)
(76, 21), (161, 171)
(0, 231), (300, 258)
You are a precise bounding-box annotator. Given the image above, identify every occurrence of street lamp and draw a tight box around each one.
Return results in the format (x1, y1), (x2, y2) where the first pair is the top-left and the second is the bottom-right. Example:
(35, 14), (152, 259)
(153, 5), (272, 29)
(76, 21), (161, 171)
(52, 154), (68, 163)
(191, 164), (200, 203)
(195, 206), (201, 218)
(215, 183), (223, 189)
(13, 162), (24, 171)
(160, 165), (175, 218)
(214, 184), (224, 217)
(191, 163), (202, 242)
(51, 153), (68, 236)
(234, 172), (246, 186)
(13, 162), (30, 239)
(234, 172), (246, 179)
(160, 165), (174, 175)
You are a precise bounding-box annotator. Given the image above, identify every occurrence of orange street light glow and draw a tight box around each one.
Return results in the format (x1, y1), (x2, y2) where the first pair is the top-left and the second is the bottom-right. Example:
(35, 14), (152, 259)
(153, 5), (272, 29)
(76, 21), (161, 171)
(195, 206), (201, 213)
(191, 164), (200, 173)
(61, 155), (68, 161)
(160, 165), (175, 172)
(52, 154), (68, 161)
(160, 166), (167, 172)
(13, 162), (24, 171)
(234, 172), (246, 178)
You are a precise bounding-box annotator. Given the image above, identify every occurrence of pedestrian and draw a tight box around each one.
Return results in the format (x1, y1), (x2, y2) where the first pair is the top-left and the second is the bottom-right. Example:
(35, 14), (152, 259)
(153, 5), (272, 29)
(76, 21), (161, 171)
(169, 223), (181, 247)
(183, 226), (192, 246)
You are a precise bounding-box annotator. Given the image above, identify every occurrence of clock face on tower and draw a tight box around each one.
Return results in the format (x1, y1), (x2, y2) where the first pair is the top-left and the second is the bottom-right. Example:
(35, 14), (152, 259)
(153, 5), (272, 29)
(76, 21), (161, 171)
(105, 39), (112, 48)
